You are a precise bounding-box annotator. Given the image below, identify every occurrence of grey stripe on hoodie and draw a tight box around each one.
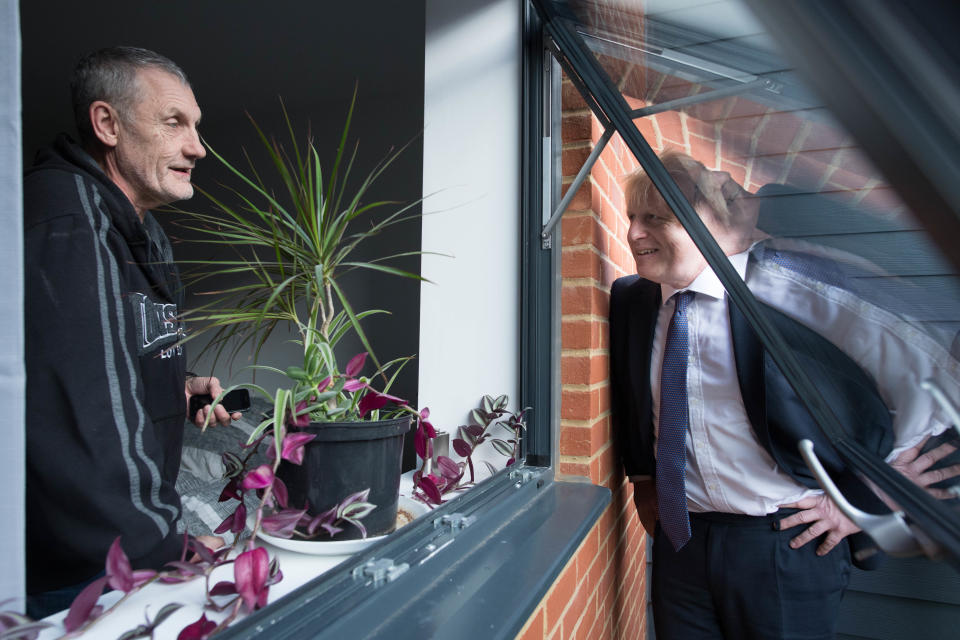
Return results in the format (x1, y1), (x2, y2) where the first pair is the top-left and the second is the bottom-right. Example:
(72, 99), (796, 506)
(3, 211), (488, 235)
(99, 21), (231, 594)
(76, 175), (176, 536)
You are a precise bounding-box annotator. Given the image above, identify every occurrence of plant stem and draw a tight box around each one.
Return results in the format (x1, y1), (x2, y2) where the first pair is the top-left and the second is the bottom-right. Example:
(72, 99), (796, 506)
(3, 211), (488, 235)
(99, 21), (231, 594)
(208, 600), (244, 637)
(248, 476), (277, 549)
(322, 280), (334, 341)
(56, 574), (166, 639)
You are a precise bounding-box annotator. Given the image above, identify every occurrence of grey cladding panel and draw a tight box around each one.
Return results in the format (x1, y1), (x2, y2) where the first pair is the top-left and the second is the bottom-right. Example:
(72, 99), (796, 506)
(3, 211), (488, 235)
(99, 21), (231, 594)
(847, 556), (960, 605)
(837, 589), (960, 640)
(813, 231), (953, 277)
(756, 184), (918, 237)
(854, 275), (960, 322)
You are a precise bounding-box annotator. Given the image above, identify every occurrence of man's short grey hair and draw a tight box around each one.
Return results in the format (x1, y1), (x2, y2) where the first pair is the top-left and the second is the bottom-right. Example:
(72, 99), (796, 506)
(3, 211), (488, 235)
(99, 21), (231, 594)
(70, 46), (190, 146)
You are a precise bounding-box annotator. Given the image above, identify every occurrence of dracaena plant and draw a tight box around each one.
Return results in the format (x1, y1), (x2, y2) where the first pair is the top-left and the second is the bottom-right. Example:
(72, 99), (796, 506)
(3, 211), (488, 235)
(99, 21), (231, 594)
(172, 86), (429, 394)
(168, 91), (433, 541)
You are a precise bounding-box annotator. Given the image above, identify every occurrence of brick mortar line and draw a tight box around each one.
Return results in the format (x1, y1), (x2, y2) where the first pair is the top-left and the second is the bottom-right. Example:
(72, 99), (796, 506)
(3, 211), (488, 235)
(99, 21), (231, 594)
(561, 313), (610, 322)
(851, 177), (882, 205)
(775, 120), (812, 184)
(561, 381), (610, 392)
(563, 250), (636, 282)
(687, 129), (715, 142)
(560, 441), (612, 465)
(559, 412), (612, 429)
(561, 347), (609, 356)
(561, 242), (608, 257)
(712, 123), (723, 169)
(562, 140), (593, 151)
(561, 277), (608, 288)
(648, 74), (667, 104)
(561, 106), (592, 118)
(556, 181), (631, 258)
(680, 110), (692, 155)
(648, 115), (663, 149)
(561, 248), (629, 277)
(559, 208), (596, 219)
(818, 146), (846, 191)
(559, 453), (593, 465)
(561, 235), (628, 267)
(543, 520), (600, 637)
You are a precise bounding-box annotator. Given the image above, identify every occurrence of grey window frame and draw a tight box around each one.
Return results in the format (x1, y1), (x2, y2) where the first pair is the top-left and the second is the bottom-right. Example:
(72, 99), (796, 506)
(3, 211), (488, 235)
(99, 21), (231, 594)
(532, 0), (960, 566)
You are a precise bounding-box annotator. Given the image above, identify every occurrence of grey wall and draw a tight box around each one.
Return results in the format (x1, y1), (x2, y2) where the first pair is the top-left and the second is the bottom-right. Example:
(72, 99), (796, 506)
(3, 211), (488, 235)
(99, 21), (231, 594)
(20, 1), (426, 469)
(2, 0), (24, 609)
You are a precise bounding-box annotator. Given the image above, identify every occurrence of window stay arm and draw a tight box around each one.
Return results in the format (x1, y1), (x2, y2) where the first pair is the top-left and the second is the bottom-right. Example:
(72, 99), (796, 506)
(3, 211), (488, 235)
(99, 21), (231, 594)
(541, 77), (777, 240)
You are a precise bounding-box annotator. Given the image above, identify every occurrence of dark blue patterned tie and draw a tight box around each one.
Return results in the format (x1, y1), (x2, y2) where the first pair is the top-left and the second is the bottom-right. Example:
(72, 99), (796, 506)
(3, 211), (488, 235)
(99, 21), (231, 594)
(657, 290), (695, 551)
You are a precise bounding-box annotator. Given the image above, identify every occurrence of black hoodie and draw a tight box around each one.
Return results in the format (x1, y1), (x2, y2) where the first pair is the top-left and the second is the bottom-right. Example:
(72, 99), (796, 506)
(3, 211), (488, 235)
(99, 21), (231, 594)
(24, 134), (187, 593)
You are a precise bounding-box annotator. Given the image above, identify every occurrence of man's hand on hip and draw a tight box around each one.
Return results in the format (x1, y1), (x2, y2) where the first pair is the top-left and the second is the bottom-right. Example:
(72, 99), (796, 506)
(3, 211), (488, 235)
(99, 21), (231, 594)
(778, 494), (860, 556)
(889, 435), (960, 500)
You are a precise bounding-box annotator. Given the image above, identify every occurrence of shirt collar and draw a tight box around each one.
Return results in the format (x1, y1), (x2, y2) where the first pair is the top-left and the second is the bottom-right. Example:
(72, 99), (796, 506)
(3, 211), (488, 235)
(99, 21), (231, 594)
(660, 249), (751, 304)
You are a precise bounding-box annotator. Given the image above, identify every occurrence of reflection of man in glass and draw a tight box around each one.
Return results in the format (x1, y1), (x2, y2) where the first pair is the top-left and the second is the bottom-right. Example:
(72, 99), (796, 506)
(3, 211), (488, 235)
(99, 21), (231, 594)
(609, 151), (960, 639)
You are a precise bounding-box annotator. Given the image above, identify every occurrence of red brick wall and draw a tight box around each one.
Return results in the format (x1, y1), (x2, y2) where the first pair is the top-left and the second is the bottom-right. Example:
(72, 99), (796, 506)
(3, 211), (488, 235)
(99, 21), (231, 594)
(516, 57), (888, 638)
(515, 77), (649, 640)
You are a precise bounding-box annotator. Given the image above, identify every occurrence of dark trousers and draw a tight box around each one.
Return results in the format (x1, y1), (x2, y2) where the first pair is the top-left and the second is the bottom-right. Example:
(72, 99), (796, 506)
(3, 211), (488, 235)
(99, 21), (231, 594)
(652, 511), (851, 640)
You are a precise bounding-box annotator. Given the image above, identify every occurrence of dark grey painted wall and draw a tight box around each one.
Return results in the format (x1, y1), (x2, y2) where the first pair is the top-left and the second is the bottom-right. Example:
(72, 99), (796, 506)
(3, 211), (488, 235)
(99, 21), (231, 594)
(20, 1), (426, 468)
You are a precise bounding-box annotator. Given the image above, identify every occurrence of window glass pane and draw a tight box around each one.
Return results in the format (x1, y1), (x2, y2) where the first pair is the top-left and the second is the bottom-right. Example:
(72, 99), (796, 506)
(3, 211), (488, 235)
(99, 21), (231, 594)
(552, 0), (960, 595)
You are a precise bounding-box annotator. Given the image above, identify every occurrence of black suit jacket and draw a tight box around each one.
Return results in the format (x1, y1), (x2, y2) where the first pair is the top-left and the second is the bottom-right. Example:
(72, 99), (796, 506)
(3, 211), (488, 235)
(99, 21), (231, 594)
(609, 273), (894, 566)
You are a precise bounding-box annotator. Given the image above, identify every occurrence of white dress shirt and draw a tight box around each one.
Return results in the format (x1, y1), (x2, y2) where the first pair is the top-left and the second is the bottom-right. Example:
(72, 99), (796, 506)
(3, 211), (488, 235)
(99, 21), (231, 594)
(648, 243), (960, 515)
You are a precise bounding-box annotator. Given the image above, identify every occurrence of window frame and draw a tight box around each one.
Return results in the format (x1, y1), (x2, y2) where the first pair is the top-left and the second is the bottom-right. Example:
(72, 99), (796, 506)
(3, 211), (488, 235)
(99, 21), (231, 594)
(531, 0), (960, 565)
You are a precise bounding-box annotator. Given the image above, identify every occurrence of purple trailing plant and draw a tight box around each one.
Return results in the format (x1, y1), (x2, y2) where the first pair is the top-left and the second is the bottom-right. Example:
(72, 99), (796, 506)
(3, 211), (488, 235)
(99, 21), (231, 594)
(411, 395), (528, 507)
(0, 600), (52, 640)
(5, 388), (518, 639)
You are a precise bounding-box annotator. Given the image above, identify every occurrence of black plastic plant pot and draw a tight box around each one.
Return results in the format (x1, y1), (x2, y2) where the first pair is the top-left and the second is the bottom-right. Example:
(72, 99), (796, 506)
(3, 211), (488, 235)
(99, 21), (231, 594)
(277, 415), (412, 541)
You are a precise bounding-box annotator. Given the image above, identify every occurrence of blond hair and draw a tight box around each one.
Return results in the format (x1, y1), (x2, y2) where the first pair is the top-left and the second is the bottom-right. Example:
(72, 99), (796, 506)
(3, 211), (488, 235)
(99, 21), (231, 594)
(622, 150), (733, 227)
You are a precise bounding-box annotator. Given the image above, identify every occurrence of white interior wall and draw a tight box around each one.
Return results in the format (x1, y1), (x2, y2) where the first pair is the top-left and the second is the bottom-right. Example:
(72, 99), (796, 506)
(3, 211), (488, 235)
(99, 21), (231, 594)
(420, 0), (521, 471)
(0, 0), (25, 607)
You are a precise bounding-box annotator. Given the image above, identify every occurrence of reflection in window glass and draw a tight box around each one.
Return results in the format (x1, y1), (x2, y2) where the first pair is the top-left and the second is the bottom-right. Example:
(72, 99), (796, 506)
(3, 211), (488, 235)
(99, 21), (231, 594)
(554, 0), (960, 634)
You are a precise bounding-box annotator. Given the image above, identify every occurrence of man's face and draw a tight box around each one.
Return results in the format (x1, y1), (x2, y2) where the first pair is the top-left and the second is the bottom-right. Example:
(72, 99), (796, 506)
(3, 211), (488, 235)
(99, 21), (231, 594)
(627, 199), (712, 289)
(111, 67), (205, 213)
(626, 167), (747, 289)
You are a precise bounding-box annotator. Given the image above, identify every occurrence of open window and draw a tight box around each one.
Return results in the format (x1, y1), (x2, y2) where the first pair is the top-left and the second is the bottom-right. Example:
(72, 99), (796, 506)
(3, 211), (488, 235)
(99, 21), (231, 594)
(534, 0), (960, 574)
(11, 1), (960, 637)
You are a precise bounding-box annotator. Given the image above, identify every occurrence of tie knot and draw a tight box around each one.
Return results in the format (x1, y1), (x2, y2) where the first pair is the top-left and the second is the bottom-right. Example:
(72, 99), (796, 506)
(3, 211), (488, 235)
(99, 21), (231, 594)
(673, 290), (695, 314)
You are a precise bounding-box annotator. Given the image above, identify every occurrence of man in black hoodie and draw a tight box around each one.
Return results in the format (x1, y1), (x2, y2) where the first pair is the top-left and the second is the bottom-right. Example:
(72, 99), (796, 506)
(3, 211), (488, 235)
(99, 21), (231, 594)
(24, 47), (237, 619)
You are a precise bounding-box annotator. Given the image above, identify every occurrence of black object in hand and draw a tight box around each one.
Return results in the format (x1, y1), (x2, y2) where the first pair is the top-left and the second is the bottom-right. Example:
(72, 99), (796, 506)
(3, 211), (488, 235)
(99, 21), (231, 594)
(189, 388), (251, 419)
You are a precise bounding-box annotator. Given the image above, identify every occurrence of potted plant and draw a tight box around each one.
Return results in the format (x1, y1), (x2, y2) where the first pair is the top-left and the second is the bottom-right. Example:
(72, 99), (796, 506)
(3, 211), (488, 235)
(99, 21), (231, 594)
(175, 90), (428, 543)
(0, 95), (533, 639)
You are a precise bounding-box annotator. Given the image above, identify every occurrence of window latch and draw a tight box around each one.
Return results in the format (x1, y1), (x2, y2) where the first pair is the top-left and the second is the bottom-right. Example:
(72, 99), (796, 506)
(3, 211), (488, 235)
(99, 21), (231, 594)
(434, 513), (476, 532)
(352, 558), (409, 587)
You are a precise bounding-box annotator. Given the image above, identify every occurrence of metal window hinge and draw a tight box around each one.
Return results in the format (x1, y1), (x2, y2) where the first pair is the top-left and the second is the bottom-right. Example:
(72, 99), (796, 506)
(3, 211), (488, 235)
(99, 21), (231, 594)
(352, 558), (409, 587)
(433, 513), (476, 532)
(509, 468), (543, 488)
